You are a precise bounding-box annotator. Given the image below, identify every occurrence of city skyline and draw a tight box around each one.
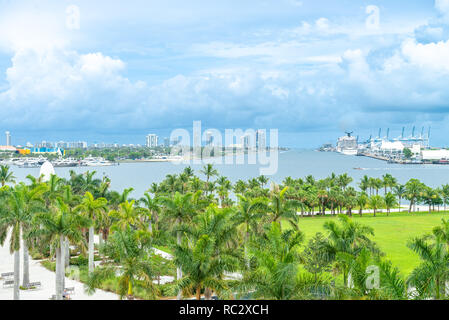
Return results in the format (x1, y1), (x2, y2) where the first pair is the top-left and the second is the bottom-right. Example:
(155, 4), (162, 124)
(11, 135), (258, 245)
(1, 1), (449, 147)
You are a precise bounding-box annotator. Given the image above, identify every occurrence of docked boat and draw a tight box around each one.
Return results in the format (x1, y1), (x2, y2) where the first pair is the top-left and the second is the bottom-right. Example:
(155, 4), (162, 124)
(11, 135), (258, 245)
(81, 156), (114, 167)
(52, 158), (80, 167)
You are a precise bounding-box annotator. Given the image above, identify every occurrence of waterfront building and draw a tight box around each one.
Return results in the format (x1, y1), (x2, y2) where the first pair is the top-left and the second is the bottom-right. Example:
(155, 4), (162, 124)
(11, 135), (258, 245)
(5, 131), (11, 146)
(146, 134), (158, 148)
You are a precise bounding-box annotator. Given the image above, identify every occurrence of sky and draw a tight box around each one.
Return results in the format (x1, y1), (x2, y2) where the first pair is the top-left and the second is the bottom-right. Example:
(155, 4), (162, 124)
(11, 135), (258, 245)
(1, 0), (449, 147)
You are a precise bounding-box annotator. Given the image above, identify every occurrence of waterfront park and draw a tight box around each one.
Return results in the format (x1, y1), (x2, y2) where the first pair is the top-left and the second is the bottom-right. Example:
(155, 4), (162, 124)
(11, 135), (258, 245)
(1, 162), (449, 300)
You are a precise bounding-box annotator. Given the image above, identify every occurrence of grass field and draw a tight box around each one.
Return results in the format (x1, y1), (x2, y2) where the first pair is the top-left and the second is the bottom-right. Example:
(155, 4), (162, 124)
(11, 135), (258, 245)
(289, 211), (449, 276)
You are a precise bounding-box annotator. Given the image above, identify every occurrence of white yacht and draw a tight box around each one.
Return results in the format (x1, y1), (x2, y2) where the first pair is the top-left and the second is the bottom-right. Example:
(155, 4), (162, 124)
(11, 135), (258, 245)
(81, 156), (114, 167)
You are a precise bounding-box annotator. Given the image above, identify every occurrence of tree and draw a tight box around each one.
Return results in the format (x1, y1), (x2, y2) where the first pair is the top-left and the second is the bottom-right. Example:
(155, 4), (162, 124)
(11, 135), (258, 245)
(201, 164), (218, 195)
(158, 192), (197, 299)
(0, 165), (16, 186)
(357, 192), (368, 216)
(31, 198), (88, 300)
(322, 215), (380, 287)
(76, 192), (107, 274)
(303, 233), (332, 281)
(267, 185), (300, 229)
(403, 148), (413, 159)
(139, 192), (160, 233)
(407, 235), (449, 299)
(369, 195), (384, 217)
(239, 222), (307, 300)
(0, 183), (46, 299)
(86, 227), (158, 299)
(109, 200), (146, 231)
(405, 179), (425, 212)
(393, 184), (406, 210)
(174, 206), (240, 299)
(384, 192), (398, 216)
(233, 195), (268, 266)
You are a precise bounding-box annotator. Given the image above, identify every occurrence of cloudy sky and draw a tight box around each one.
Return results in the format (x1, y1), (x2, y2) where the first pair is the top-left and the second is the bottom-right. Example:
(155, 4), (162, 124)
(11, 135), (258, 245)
(1, 0), (449, 147)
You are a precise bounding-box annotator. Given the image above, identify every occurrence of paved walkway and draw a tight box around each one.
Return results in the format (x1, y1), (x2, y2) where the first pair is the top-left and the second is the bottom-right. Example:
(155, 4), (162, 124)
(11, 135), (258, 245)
(0, 233), (118, 300)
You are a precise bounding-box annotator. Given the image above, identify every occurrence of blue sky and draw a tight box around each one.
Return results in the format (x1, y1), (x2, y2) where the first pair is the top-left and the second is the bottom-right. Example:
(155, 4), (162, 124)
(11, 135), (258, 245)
(1, 0), (449, 147)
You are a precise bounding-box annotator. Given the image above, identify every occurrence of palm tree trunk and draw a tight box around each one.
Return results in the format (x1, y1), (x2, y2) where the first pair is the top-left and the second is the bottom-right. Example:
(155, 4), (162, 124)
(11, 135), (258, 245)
(22, 241), (30, 287)
(88, 226), (95, 274)
(176, 230), (182, 300)
(13, 249), (20, 300)
(55, 237), (63, 300)
(65, 239), (70, 268)
(204, 287), (212, 300)
(196, 286), (201, 300)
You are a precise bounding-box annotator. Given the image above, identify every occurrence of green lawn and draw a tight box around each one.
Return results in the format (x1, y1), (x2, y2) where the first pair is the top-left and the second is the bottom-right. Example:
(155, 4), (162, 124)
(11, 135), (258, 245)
(288, 211), (449, 276)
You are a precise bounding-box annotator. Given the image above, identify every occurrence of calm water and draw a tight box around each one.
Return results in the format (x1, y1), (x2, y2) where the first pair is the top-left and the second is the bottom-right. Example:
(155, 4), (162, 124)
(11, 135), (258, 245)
(10, 150), (449, 198)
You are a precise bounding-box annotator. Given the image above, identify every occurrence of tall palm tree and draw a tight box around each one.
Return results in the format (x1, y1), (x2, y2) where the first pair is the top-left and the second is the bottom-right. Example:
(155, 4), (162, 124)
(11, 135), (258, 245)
(0, 165), (16, 186)
(233, 195), (268, 266)
(384, 192), (398, 216)
(75, 192), (107, 274)
(405, 179), (425, 213)
(369, 195), (384, 217)
(158, 192), (197, 299)
(357, 192), (368, 216)
(0, 183), (46, 299)
(267, 186), (300, 229)
(201, 164), (218, 195)
(31, 198), (88, 300)
(139, 192), (160, 233)
(393, 184), (406, 210)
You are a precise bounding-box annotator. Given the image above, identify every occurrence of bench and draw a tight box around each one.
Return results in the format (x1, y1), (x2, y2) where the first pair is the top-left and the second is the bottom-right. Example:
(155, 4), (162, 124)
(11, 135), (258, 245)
(1, 272), (14, 279)
(24, 282), (42, 290)
(2, 280), (14, 288)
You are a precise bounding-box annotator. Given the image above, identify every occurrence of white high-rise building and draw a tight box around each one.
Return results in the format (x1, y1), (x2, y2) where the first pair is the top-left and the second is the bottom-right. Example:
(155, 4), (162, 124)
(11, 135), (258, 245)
(146, 134), (158, 148)
(5, 131), (11, 146)
(256, 130), (266, 150)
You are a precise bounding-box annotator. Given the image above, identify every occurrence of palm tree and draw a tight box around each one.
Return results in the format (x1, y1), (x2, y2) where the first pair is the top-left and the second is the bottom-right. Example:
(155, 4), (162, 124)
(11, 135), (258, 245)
(0, 183), (46, 299)
(174, 206), (241, 299)
(139, 192), (160, 233)
(158, 192), (197, 299)
(337, 173), (353, 191)
(75, 192), (107, 274)
(356, 192), (368, 216)
(109, 200), (146, 230)
(267, 185), (300, 229)
(359, 175), (370, 194)
(31, 198), (88, 300)
(233, 195), (268, 266)
(0, 165), (16, 186)
(322, 215), (379, 287)
(239, 222), (305, 300)
(369, 195), (384, 217)
(384, 192), (398, 216)
(86, 227), (157, 299)
(405, 179), (424, 212)
(201, 164), (218, 194)
(393, 184), (406, 211)
(407, 235), (449, 299)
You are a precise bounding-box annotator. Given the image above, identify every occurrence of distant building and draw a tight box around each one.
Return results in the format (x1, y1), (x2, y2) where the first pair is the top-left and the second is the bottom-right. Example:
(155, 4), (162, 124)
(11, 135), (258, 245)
(256, 130), (266, 150)
(164, 137), (170, 147)
(205, 130), (213, 146)
(146, 134), (158, 148)
(5, 131), (11, 146)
